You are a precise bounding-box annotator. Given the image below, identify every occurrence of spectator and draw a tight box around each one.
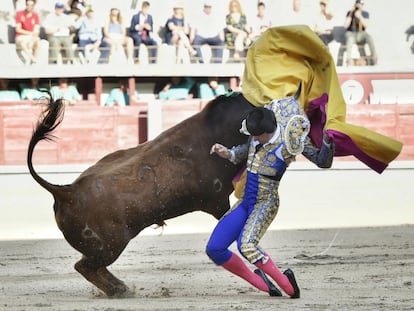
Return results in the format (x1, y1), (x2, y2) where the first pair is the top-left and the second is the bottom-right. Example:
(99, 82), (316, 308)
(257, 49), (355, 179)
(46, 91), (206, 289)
(50, 78), (81, 105)
(207, 107), (333, 299)
(15, 0), (40, 65)
(67, 0), (87, 20)
(189, 2), (225, 64)
(199, 77), (226, 99)
(129, 1), (158, 64)
(74, 8), (103, 64)
(158, 77), (196, 100)
(0, 79), (20, 101)
(225, 0), (251, 61)
(313, 0), (334, 46)
(282, 0), (312, 26)
(344, 0), (377, 66)
(102, 8), (134, 64)
(20, 78), (48, 100)
(249, 2), (272, 43)
(43, 1), (76, 64)
(105, 80), (139, 106)
(165, 4), (197, 60)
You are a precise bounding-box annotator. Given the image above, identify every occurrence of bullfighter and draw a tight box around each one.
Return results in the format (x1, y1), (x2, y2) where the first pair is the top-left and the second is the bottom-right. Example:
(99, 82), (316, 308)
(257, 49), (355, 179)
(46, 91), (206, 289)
(206, 24), (402, 298)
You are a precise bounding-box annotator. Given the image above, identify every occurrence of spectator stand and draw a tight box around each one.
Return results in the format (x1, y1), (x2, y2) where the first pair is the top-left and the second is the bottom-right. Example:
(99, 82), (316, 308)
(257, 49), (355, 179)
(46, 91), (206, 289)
(199, 78), (226, 99)
(0, 24), (49, 66)
(0, 89), (20, 102)
(156, 26), (230, 65)
(0, 78), (20, 101)
(99, 78), (155, 107)
(153, 25), (177, 65)
(330, 26), (372, 67)
(156, 26), (194, 65)
(1, 97), (413, 166)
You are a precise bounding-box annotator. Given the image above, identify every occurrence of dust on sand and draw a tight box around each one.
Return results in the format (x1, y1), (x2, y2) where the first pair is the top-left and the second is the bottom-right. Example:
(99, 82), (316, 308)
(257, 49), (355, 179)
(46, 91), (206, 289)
(1, 225), (413, 310)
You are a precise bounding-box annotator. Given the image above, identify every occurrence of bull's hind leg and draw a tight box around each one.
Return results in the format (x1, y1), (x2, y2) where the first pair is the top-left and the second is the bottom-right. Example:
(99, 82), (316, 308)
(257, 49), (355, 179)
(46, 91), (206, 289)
(75, 256), (133, 297)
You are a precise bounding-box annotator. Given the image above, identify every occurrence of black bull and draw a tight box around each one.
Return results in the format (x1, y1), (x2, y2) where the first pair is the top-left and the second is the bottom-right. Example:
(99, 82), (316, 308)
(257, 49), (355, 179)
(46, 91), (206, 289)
(27, 93), (253, 297)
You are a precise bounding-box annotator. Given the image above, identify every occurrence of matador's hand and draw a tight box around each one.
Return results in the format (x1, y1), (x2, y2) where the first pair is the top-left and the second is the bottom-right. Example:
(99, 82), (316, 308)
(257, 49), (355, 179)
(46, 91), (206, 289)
(210, 143), (231, 159)
(323, 131), (332, 144)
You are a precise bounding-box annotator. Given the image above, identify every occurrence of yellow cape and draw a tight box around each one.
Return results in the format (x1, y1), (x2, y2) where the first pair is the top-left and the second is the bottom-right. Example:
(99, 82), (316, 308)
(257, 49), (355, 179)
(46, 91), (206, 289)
(234, 25), (403, 198)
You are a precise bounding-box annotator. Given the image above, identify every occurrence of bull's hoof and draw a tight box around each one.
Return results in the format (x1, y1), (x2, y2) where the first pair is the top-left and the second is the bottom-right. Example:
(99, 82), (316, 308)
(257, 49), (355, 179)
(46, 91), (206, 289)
(107, 285), (135, 298)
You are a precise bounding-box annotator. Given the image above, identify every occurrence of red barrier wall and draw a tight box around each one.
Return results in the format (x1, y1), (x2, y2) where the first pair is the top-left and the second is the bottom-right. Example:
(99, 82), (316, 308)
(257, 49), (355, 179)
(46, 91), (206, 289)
(0, 101), (413, 165)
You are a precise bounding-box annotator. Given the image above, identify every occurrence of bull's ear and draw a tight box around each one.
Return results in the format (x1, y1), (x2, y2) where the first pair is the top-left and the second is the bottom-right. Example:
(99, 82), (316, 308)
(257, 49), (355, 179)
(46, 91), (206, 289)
(293, 81), (302, 100)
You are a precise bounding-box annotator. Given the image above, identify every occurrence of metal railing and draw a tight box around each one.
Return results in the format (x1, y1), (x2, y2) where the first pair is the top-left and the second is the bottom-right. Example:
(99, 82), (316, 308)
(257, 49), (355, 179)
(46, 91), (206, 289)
(13, 43), (248, 65)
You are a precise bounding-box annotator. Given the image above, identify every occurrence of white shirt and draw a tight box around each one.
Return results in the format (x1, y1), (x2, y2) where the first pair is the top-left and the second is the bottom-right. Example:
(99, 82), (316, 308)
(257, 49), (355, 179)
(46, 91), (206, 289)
(190, 11), (223, 38)
(43, 12), (73, 37)
(250, 14), (272, 36)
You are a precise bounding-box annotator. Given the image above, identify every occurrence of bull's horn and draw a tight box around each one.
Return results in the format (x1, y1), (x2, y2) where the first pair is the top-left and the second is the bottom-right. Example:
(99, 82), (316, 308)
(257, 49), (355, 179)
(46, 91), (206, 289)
(293, 81), (302, 100)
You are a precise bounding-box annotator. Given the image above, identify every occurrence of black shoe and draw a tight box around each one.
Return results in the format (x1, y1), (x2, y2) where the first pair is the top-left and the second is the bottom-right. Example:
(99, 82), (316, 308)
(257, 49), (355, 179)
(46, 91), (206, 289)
(254, 269), (282, 297)
(283, 268), (300, 298)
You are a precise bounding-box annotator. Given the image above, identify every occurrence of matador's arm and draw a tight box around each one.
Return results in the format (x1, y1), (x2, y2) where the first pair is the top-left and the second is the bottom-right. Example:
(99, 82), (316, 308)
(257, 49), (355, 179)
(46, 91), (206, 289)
(229, 141), (250, 164)
(302, 134), (335, 168)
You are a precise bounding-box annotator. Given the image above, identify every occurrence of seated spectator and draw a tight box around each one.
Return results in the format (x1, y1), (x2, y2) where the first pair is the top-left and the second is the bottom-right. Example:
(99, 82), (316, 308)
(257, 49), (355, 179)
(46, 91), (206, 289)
(129, 1), (158, 64)
(20, 78), (48, 100)
(282, 0), (313, 26)
(199, 77), (226, 99)
(50, 78), (81, 105)
(43, 1), (76, 64)
(344, 0), (377, 66)
(225, 0), (251, 61)
(15, 0), (40, 65)
(74, 8), (103, 64)
(102, 8), (134, 64)
(0, 79), (21, 101)
(313, 0), (335, 46)
(189, 2), (225, 64)
(314, 1), (334, 44)
(249, 1), (272, 43)
(158, 77), (195, 100)
(165, 4), (197, 60)
(67, 0), (87, 19)
(105, 80), (139, 106)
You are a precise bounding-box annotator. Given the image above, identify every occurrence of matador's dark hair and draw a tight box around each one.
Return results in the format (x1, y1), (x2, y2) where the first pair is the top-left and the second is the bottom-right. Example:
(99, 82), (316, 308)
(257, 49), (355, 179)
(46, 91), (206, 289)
(245, 107), (277, 136)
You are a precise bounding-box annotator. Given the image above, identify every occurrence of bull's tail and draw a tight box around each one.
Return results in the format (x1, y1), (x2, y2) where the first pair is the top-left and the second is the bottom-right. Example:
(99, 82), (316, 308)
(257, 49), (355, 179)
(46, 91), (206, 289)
(27, 96), (65, 193)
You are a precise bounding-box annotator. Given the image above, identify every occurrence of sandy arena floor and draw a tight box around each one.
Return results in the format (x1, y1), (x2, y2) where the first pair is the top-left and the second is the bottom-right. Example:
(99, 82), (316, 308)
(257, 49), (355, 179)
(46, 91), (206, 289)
(1, 225), (413, 311)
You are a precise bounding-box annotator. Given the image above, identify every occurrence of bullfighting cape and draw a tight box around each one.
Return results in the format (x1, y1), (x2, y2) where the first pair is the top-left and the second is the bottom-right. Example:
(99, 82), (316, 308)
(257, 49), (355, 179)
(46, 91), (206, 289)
(242, 25), (403, 174)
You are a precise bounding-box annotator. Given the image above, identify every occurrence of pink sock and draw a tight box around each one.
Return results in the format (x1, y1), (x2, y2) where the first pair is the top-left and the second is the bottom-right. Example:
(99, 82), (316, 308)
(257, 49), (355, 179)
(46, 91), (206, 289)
(221, 252), (269, 293)
(255, 256), (294, 296)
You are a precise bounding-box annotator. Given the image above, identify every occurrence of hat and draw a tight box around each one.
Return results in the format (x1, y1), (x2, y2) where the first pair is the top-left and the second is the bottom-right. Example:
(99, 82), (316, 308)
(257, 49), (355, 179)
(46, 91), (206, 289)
(55, 2), (65, 9)
(245, 107), (277, 136)
(320, 0), (329, 4)
(355, 0), (364, 4)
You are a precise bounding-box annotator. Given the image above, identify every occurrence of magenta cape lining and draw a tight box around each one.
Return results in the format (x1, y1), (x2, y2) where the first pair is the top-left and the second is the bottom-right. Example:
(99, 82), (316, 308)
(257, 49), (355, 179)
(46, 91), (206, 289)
(307, 94), (388, 173)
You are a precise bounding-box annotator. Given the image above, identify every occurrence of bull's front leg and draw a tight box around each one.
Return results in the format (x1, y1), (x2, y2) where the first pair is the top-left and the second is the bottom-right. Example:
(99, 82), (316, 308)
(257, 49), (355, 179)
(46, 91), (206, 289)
(75, 256), (134, 297)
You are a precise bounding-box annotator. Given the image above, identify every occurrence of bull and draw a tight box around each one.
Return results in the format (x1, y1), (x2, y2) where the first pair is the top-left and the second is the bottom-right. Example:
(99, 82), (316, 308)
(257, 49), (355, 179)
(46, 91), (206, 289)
(27, 93), (252, 297)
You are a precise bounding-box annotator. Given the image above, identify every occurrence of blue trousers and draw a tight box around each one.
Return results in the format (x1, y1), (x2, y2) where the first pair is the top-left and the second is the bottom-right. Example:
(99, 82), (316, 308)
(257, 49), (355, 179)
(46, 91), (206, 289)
(206, 172), (279, 265)
(192, 34), (224, 63)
